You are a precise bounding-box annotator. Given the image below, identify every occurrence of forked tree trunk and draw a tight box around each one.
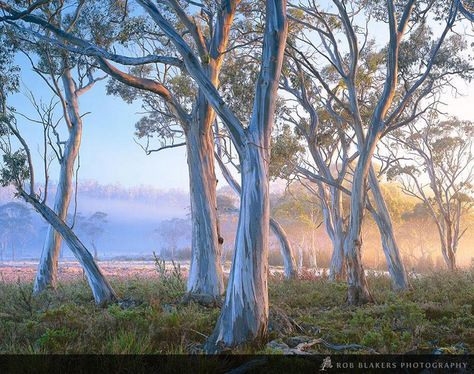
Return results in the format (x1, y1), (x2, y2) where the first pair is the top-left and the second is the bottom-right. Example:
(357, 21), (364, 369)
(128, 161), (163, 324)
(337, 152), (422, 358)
(34, 69), (83, 294)
(186, 102), (224, 297)
(20, 190), (116, 305)
(206, 145), (270, 351)
(369, 169), (409, 290)
(441, 242), (457, 271)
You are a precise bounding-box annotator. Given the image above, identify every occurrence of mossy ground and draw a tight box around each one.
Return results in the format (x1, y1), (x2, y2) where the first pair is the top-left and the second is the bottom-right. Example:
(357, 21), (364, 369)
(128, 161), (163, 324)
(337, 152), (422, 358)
(0, 269), (472, 354)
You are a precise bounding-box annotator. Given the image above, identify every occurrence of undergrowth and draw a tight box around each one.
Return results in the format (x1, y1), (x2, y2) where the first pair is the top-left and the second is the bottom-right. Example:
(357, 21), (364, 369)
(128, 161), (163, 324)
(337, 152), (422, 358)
(0, 267), (472, 354)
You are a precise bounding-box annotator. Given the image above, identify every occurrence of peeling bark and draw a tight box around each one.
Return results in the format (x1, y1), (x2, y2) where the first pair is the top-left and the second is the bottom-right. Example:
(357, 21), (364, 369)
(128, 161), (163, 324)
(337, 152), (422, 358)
(186, 97), (224, 297)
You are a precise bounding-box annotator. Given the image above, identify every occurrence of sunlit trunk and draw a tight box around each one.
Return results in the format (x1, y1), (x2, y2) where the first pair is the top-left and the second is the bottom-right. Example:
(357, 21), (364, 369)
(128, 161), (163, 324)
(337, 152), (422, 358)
(369, 169), (409, 290)
(186, 99), (224, 297)
(270, 217), (297, 278)
(206, 144), (270, 350)
(20, 190), (116, 305)
(33, 69), (82, 295)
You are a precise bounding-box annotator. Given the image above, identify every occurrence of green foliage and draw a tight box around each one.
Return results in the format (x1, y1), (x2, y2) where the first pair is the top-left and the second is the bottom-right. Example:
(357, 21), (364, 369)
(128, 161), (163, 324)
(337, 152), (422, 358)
(270, 124), (304, 179)
(0, 150), (30, 188)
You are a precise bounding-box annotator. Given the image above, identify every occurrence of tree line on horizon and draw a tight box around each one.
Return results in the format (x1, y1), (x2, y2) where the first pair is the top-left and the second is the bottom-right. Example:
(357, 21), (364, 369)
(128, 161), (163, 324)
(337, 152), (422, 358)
(0, 0), (473, 352)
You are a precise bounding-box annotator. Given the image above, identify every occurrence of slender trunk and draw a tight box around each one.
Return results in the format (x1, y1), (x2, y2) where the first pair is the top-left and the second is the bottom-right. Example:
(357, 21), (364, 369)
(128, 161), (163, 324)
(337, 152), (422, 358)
(269, 218), (298, 278)
(20, 190), (116, 305)
(369, 169), (409, 290)
(327, 187), (347, 281)
(206, 145), (270, 350)
(33, 70), (82, 294)
(186, 108), (224, 297)
(298, 237), (304, 271)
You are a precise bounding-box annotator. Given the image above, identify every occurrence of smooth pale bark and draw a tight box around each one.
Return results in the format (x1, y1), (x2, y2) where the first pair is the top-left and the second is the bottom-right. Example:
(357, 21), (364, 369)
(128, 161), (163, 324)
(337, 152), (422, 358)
(186, 95), (224, 297)
(207, 144), (270, 349)
(323, 187), (347, 281)
(269, 217), (298, 278)
(215, 153), (297, 279)
(204, 0), (288, 350)
(329, 231), (345, 280)
(369, 168), (409, 290)
(20, 190), (116, 305)
(33, 69), (83, 294)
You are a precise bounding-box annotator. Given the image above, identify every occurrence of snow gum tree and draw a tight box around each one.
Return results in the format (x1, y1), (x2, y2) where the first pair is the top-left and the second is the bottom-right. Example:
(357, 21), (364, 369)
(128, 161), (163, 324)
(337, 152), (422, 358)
(285, 0), (473, 304)
(0, 34), (116, 305)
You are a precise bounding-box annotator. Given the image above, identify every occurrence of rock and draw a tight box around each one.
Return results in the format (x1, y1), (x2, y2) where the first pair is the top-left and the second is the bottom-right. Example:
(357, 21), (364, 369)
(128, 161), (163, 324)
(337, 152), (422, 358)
(162, 303), (176, 314)
(285, 336), (313, 348)
(117, 298), (142, 309)
(266, 340), (290, 351)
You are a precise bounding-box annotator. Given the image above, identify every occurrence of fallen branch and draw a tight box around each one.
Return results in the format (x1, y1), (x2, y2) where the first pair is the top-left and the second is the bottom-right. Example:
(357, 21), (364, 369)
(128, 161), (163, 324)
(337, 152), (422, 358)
(296, 338), (379, 354)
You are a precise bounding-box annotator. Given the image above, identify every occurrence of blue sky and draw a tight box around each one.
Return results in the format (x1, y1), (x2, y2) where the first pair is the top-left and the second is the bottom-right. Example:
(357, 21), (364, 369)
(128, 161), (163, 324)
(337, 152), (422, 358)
(10, 54), (190, 191)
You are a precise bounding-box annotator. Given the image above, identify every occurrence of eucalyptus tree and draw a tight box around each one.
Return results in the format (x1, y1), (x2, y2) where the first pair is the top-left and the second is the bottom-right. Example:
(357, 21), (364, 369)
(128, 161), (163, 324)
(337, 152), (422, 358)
(0, 0), (289, 348)
(0, 0), (235, 299)
(385, 117), (474, 270)
(12, 23), (107, 294)
(286, 0), (473, 304)
(131, 0), (288, 349)
(0, 40), (116, 305)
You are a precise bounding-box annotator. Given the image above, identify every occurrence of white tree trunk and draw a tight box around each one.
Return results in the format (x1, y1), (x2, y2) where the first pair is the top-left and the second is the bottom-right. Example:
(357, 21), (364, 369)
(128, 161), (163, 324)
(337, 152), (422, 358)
(329, 224), (346, 281)
(344, 154), (372, 305)
(206, 145), (270, 350)
(369, 169), (409, 290)
(20, 190), (116, 305)
(33, 69), (83, 294)
(186, 104), (224, 297)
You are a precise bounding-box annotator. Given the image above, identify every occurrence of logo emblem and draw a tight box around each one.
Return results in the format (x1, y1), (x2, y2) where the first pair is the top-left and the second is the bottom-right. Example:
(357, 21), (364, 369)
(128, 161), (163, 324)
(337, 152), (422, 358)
(320, 356), (333, 371)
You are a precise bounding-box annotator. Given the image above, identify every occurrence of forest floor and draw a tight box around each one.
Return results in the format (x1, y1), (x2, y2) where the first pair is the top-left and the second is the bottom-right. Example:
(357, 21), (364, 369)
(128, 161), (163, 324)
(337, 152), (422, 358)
(0, 262), (472, 355)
